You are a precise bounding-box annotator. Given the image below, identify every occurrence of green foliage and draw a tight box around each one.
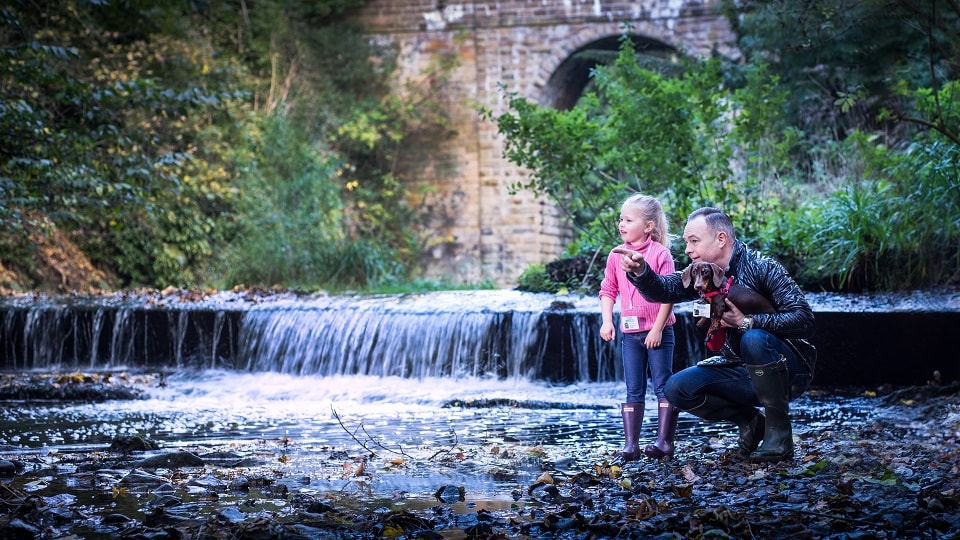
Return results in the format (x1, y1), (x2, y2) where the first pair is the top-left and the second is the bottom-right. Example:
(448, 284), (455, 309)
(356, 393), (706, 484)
(0, 0), (457, 291)
(0, 1), (246, 287)
(203, 0), (457, 290)
(729, 0), (960, 143)
(212, 113), (343, 288)
(502, 5), (960, 293)
(725, 0), (960, 291)
(515, 264), (561, 294)
(4, 1), (958, 294)
(485, 35), (796, 266)
(791, 123), (960, 291)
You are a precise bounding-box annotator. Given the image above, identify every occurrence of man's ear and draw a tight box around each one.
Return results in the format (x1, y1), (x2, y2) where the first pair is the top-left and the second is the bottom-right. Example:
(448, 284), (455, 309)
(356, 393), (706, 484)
(716, 230), (728, 247)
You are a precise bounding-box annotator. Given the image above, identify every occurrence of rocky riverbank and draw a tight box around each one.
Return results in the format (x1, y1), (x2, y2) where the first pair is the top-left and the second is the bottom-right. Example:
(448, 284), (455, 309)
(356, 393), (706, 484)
(1, 374), (959, 538)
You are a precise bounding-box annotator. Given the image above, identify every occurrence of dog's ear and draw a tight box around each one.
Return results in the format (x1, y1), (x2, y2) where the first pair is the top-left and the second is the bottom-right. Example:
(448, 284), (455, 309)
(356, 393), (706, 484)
(711, 264), (725, 289)
(681, 264), (693, 288)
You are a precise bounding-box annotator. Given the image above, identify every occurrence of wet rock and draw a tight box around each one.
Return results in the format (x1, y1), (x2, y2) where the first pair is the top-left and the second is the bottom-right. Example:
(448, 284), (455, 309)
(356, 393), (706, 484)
(149, 494), (182, 508)
(0, 376), (144, 402)
(187, 474), (228, 492)
(0, 459), (16, 476)
(228, 475), (251, 492)
(151, 482), (176, 494)
(41, 505), (76, 523)
(217, 506), (246, 524)
(102, 513), (135, 525)
(434, 485), (464, 503)
(1, 518), (41, 538)
(144, 507), (195, 527)
(197, 450), (242, 465)
(135, 451), (204, 469)
(292, 494), (335, 514)
(529, 483), (561, 502)
(119, 469), (170, 488)
(110, 434), (159, 453)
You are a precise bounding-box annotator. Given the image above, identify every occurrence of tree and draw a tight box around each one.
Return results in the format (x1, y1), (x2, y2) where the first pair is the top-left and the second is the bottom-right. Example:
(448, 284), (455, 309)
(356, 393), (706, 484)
(726, 0), (960, 290)
(484, 35), (794, 268)
(726, 0), (960, 145)
(0, 1), (243, 287)
(1, 0), (459, 291)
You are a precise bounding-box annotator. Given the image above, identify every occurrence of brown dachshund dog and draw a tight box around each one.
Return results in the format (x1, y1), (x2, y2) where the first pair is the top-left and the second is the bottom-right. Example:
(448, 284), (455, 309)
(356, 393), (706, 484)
(681, 262), (776, 350)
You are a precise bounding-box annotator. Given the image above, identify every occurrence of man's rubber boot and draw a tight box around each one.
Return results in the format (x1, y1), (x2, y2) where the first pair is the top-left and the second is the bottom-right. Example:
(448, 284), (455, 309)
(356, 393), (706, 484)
(748, 358), (794, 462)
(643, 399), (679, 459)
(687, 395), (765, 456)
(615, 402), (644, 463)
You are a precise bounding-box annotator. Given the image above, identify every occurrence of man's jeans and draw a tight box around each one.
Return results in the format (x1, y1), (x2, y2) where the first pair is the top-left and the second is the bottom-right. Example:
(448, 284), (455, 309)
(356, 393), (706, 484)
(664, 329), (813, 411)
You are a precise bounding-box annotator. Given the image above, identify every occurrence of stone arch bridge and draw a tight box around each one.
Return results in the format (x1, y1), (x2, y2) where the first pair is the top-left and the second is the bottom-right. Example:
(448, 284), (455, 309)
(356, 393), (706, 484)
(348, 1), (736, 287)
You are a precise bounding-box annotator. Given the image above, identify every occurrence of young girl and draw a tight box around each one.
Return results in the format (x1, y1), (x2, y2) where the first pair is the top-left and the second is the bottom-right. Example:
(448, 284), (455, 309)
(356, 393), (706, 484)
(599, 194), (678, 460)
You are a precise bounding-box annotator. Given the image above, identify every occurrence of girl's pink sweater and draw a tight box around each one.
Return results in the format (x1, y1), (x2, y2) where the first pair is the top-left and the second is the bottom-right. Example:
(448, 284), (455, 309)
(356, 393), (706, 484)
(599, 238), (676, 332)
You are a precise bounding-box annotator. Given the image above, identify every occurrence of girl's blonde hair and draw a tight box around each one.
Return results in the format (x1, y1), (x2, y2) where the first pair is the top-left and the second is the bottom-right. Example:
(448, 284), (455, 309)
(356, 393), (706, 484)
(622, 194), (670, 250)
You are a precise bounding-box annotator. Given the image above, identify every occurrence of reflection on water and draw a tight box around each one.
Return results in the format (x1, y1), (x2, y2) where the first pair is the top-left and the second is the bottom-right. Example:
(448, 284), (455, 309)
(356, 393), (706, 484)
(0, 371), (884, 515)
(0, 370), (875, 451)
(0, 371), (874, 447)
(1, 371), (628, 449)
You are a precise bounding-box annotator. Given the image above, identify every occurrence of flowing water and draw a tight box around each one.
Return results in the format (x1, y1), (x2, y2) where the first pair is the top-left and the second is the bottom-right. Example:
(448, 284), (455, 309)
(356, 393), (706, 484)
(0, 369), (875, 516)
(0, 288), (933, 516)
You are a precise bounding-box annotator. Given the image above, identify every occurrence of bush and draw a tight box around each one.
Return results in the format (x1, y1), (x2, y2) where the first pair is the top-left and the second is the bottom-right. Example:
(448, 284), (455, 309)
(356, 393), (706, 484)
(515, 264), (559, 293)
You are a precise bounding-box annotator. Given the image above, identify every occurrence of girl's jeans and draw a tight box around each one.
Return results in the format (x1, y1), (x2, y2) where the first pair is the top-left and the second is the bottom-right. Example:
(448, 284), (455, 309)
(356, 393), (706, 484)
(663, 329), (813, 411)
(622, 326), (676, 403)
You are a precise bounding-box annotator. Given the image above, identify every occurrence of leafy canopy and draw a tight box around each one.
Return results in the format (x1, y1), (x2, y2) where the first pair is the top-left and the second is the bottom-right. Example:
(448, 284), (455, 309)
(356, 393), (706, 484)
(483, 33), (795, 271)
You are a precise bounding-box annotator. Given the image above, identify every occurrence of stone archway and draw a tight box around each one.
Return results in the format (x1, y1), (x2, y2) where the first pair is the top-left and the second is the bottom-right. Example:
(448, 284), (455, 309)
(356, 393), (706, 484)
(538, 32), (676, 110)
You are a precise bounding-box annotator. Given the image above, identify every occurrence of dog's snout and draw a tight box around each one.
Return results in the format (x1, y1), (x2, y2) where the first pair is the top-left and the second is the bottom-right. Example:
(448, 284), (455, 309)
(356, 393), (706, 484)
(691, 268), (709, 290)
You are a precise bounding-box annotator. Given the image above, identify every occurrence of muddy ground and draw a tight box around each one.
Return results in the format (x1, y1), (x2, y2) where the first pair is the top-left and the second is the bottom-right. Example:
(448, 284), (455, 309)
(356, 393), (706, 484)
(1, 374), (959, 539)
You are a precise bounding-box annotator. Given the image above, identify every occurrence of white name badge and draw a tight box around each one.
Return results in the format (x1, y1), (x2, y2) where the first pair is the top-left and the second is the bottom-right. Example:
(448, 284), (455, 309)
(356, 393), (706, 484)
(621, 315), (640, 331)
(693, 302), (711, 318)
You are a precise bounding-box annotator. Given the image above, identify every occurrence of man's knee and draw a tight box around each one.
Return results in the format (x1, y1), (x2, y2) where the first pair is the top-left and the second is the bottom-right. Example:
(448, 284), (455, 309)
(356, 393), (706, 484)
(739, 329), (766, 353)
(740, 329), (779, 365)
(664, 370), (699, 411)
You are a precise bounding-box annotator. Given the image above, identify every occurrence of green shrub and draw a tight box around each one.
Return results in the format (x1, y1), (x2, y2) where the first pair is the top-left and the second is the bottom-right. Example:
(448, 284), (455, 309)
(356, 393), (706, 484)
(515, 264), (560, 293)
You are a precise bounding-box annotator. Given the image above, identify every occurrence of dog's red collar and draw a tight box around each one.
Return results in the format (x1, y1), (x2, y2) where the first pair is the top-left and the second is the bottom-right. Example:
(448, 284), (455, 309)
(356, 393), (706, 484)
(701, 276), (734, 299)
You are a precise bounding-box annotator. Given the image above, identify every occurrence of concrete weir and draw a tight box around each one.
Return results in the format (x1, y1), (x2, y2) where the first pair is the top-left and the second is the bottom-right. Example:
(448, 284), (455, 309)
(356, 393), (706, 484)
(0, 290), (957, 387)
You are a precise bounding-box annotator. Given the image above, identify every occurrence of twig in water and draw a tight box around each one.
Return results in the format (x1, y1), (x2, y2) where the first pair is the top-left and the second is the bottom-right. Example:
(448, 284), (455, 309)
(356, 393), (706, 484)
(332, 405), (418, 459)
(360, 423), (411, 458)
(332, 406), (376, 456)
(427, 429), (460, 461)
(332, 406), (461, 463)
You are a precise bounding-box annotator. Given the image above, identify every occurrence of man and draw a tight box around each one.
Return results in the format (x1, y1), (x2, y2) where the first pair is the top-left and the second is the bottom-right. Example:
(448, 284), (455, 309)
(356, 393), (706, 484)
(613, 207), (815, 462)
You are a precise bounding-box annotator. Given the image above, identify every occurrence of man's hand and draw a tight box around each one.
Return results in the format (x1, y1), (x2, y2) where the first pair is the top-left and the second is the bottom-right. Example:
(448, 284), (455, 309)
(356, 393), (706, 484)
(612, 247), (644, 274)
(720, 297), (744, 328)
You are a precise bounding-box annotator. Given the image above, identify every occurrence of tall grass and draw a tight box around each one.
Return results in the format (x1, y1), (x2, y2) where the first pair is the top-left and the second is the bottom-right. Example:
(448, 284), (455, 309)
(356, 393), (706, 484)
(788, 136), (960, 291)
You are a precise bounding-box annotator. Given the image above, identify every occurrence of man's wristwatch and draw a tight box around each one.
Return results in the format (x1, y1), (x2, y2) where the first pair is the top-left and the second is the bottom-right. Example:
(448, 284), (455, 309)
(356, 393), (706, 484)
(738, 315), (753, 332)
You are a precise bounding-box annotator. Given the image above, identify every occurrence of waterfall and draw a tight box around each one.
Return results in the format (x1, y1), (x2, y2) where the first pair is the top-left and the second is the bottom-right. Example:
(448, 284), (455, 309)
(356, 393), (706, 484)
(0, 291), (705, 382)
(238, 309), (544, 378)
(2, 289), (957, 386)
